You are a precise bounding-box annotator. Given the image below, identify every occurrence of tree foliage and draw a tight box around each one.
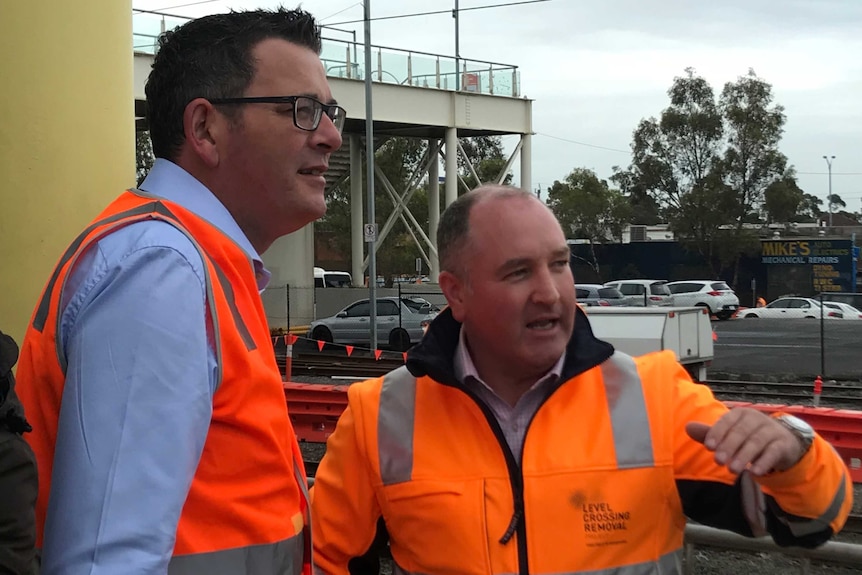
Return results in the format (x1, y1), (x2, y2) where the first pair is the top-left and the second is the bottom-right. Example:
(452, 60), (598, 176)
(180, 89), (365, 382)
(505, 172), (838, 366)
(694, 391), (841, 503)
(764, 170), (804, 224)
(719, 69), (787, 228)
(136, 131), (155, 186)
(797, 193), (823, 222)
(546, 168), (632, 243)
(614, 67), (794, 283)
(828, 193), (847, 214)
(458, 136), (513, 189)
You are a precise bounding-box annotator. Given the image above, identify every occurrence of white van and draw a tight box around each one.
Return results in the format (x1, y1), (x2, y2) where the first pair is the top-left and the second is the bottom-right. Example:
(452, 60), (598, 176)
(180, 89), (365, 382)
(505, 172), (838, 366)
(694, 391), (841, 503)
(603, 279), (673, 307)
(314, 267), (353, 288)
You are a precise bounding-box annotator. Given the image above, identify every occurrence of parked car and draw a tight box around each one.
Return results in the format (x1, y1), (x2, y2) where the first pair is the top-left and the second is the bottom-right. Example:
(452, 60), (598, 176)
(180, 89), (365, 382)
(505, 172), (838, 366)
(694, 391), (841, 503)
(823, 301), (862, 320)
(740, 297), (843, 319)
(665, 280), (740, 320)
(575, 284), (627, 307)
(603, 279), (673, 307)
(308, 296), (438, 351)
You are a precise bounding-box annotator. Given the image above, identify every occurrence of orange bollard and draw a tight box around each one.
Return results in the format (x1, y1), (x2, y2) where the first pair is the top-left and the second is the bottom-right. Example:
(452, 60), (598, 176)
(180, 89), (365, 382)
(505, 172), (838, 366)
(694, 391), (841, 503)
(284, 333), (297, 381)
(813, 375), (823, 407)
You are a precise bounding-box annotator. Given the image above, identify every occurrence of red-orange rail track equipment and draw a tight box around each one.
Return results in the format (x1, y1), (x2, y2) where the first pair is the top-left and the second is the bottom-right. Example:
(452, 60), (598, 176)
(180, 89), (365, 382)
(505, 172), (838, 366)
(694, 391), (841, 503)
(724, 401), (862, 483)
(283, 382), (347, 443)
(284, 384), (862, 483)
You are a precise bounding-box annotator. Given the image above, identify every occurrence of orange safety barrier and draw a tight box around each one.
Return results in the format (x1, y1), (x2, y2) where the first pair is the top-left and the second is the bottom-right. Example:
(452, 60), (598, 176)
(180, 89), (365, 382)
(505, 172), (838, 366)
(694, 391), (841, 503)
(284, 383), (862, 482)
(283, 382), (348, 443)
(725, 401), (862, 483)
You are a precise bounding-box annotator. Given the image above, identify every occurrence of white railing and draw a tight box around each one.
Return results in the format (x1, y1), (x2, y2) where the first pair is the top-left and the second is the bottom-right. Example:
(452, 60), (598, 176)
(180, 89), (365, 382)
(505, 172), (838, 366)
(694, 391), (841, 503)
(684, 523), (862, 574)
(132, 9), (520, 98)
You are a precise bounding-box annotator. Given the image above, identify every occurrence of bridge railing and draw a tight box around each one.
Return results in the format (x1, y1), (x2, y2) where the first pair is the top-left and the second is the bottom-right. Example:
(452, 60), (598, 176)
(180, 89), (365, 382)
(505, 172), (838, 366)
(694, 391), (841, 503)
(132, 9), (520, 98)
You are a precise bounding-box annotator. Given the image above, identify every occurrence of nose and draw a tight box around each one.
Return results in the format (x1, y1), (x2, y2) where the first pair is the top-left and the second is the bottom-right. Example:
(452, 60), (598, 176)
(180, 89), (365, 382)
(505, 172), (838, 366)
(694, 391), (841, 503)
(311, 113), (343, 152)
(532, 267), (561, 305)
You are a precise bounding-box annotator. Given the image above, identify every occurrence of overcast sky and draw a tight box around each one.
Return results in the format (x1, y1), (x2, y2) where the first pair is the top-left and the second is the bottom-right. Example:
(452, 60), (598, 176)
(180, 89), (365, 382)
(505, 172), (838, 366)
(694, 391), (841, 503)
(133, 0), (862, 210)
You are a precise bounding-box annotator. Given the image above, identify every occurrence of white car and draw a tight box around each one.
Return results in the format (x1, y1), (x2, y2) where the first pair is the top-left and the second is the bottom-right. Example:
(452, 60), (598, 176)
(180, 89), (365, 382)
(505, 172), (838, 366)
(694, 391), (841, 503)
(665, 280), (740, 320)
(823, 301), (862, 320)
(741, 297), (843, 319)
(603, 279), (673, 307)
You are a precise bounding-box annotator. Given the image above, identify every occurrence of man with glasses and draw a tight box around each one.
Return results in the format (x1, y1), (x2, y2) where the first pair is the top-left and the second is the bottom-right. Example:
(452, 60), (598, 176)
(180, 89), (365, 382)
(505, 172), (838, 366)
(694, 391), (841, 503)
(15, 8), (343, 574)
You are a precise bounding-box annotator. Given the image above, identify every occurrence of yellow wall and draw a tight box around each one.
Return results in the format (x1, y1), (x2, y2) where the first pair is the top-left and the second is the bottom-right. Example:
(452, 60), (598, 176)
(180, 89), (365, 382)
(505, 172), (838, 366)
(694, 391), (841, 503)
(0, 1), (134, 345)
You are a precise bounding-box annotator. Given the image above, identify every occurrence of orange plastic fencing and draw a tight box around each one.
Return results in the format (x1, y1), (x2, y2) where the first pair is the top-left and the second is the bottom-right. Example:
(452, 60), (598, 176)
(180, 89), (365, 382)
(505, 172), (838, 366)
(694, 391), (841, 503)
(724, 401), (862, 483)
(285, 383), (862, 482)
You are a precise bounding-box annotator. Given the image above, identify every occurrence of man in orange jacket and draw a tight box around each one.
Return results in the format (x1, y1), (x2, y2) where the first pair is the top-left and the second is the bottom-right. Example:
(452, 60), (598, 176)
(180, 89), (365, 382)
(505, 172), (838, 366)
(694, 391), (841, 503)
(311, 185), (852, 575)
(16, 8), (344, 574)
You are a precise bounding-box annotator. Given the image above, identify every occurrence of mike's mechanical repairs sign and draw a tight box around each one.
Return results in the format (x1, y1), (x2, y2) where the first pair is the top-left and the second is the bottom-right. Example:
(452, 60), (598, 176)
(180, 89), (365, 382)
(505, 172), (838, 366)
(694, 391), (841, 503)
(761, 239), (858, 294)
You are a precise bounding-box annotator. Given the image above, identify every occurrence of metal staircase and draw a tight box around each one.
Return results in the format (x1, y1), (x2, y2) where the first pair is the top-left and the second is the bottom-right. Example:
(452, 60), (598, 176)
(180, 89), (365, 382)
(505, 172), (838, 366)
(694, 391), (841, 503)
(325, 141), (352, 191)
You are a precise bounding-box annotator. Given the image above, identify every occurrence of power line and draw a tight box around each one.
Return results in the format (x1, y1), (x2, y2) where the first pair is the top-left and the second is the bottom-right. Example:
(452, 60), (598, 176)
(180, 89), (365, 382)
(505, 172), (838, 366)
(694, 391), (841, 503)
(320, 3), (363, 23)
(535, 132), (631, 154)
(326, 0), (552, 27)
(132, 0), (222, 15)
(797, 171), (862, 176)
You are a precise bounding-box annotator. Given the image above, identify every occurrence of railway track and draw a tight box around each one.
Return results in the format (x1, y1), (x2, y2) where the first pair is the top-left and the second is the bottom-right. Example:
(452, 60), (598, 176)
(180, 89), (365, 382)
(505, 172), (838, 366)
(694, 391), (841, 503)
(705, 379), (862, 408)
(277, 345), (862, 408)
(845, 513), (862, 535)
(278, 352), (403, 379)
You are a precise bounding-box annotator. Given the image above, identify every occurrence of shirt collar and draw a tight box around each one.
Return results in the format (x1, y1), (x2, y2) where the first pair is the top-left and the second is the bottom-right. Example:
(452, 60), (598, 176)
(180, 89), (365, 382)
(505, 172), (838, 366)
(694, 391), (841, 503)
(139, 159), (271, 290)
(453, 325), (566, 392)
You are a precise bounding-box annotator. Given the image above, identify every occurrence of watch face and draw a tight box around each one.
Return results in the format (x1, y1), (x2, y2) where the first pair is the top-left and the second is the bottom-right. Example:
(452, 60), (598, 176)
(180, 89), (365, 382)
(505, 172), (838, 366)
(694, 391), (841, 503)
(777, 414), (815, 441)
(781, 414), (812, 431)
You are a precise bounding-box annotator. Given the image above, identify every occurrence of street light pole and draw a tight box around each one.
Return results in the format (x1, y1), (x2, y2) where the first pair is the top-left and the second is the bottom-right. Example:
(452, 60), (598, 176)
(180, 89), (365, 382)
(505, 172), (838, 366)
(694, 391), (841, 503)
(823, 155), (835, 227)
(453, 0), (460, 91)
(364, 0), (378, 350)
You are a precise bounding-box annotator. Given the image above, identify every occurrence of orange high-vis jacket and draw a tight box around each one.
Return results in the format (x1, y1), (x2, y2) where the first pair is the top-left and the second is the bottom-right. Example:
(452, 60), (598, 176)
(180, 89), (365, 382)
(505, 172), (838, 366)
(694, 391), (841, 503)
(312, 310), (852, 575)
(16, 191), (311, 574)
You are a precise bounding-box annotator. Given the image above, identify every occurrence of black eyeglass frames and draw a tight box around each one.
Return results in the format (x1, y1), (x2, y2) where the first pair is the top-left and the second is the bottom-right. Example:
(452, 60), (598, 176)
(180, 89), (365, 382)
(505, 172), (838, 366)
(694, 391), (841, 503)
(208, 96), (346, 134)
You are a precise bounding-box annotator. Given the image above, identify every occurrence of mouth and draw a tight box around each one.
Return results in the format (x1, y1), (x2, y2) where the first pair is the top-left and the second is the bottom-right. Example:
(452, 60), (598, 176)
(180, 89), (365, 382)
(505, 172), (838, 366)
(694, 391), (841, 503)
(298, 165), (328, 177)
(526, 317), (560, 331)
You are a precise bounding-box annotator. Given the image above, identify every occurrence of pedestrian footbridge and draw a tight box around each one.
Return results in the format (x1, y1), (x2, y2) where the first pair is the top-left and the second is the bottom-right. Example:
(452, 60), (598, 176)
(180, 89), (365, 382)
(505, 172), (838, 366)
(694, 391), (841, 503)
(133, 10), (534, 327)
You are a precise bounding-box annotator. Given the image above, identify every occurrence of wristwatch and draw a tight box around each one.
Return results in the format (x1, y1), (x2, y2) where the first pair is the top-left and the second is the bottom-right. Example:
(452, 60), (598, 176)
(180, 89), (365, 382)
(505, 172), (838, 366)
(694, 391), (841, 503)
(772, 413), (815, 455)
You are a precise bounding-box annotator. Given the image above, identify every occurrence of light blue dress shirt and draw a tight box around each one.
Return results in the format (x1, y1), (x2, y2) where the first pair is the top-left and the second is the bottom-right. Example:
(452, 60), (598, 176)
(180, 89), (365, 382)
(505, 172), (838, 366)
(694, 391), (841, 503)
(42, 159), (269, 574)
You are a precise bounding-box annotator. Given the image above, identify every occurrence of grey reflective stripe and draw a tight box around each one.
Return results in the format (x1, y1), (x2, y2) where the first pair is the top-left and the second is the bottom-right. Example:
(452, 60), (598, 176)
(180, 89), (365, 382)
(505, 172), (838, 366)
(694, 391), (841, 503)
(294, 458), (314, 573)
(600, 353), (655, 468)
(33, 201), (177, 332)
(168, 532), (303, 575)
(559, 548), (682, 574)
(378, 366), (417, 485)
(210, 260), (256, 351)
(393, 550), (681, 574)
(775, 471), (849, 537)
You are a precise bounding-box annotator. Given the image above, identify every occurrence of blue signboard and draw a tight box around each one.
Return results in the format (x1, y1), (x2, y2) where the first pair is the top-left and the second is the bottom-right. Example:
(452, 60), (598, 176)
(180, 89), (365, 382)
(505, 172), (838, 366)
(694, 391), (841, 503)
(761, 239), (857, 295)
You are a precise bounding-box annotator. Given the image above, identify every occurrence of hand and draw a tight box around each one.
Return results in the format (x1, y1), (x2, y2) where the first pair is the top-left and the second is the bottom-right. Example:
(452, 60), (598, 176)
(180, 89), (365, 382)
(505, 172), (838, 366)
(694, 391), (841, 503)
(686, 407), (807, 476)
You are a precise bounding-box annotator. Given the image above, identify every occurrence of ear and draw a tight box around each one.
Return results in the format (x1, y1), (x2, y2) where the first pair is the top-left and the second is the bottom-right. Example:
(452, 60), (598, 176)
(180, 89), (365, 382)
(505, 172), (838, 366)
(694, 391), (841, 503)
(439, 270), (468, 322)
(182, 97), (224, 168)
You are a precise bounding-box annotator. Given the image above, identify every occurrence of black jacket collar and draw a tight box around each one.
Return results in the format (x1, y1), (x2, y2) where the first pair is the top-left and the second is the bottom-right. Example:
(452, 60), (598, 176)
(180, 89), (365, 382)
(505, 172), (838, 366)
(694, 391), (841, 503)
(406, 306), (614, 388)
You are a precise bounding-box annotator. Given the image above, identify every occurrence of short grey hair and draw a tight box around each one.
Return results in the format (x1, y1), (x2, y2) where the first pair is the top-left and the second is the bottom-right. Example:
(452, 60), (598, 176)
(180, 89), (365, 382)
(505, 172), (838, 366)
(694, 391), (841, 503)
(437, 184), (538, 275)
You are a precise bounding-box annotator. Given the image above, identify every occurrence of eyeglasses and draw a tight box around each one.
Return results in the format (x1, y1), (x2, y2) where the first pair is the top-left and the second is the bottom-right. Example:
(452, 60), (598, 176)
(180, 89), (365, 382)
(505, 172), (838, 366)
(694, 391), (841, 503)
(208, 96), (346, 134)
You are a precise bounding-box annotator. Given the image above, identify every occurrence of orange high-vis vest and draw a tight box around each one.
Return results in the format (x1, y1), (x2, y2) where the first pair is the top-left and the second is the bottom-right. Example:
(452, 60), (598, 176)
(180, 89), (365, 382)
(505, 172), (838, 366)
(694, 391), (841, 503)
(312, 347), (852, 575)
(16, 191), (310, 574)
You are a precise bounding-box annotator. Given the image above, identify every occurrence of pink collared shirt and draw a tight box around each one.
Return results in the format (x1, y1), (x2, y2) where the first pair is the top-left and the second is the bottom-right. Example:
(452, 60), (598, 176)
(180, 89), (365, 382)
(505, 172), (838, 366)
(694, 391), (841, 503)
(453, 327), (565, 461)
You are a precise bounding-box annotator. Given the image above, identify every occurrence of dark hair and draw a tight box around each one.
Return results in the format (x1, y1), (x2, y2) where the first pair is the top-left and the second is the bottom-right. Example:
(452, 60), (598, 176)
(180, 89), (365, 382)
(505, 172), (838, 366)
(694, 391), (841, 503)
(145, 8), (321, 160)
(437, 185), (536, 275)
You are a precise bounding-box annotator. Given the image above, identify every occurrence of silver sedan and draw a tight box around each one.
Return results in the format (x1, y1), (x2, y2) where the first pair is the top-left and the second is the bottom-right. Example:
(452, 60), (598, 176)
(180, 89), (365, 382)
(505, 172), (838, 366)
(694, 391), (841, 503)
(308, 296), (438, 351)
